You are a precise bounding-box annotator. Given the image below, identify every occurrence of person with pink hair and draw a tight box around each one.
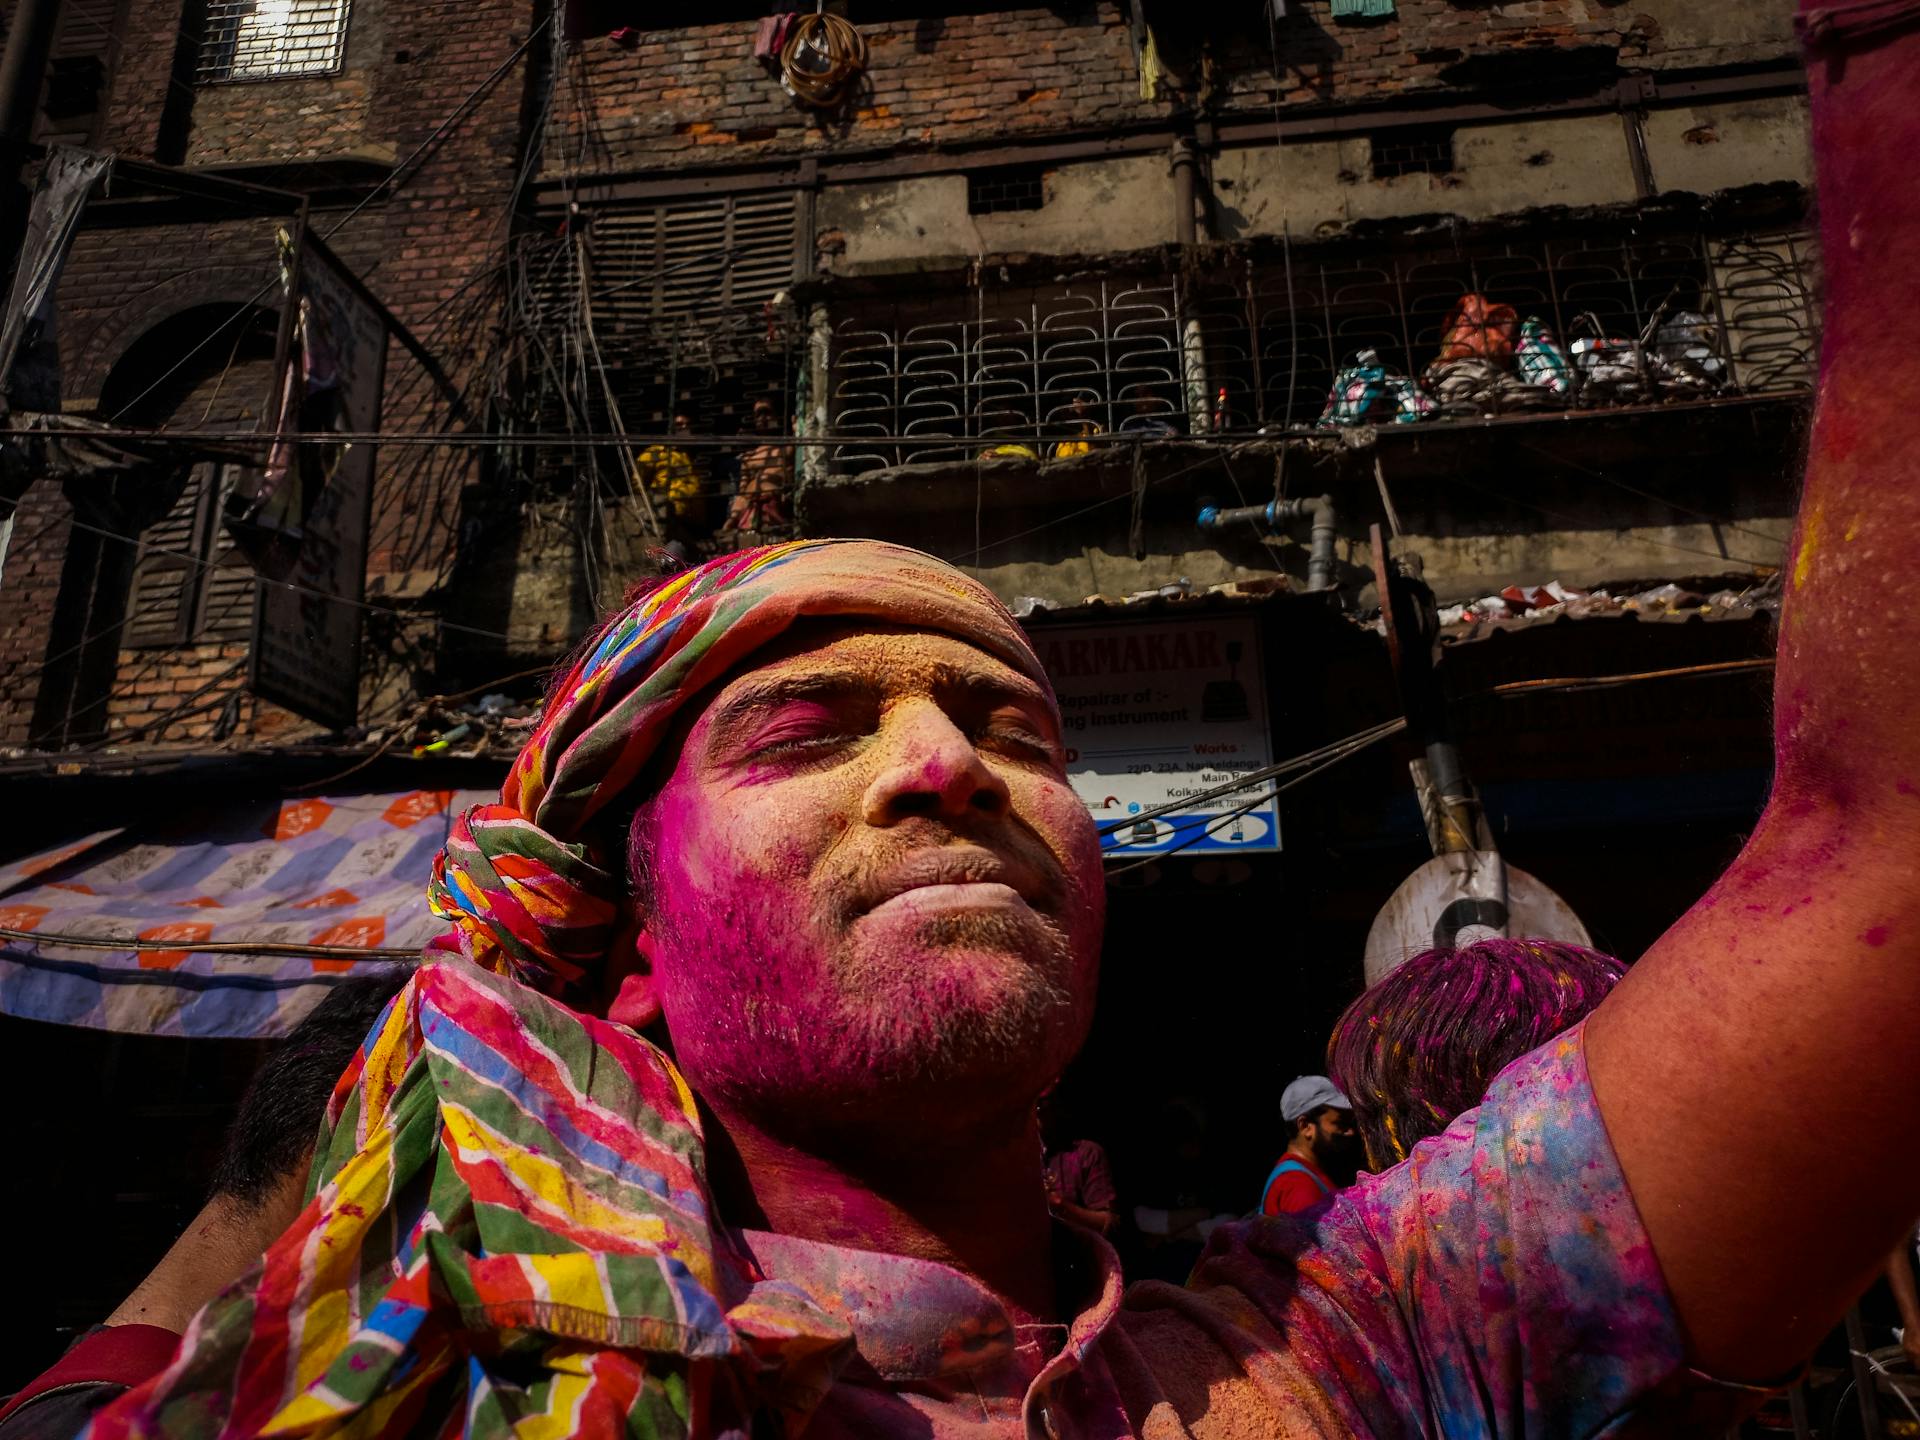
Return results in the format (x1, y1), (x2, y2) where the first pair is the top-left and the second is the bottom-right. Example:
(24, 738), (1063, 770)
(1328, 938), (1627, 1170)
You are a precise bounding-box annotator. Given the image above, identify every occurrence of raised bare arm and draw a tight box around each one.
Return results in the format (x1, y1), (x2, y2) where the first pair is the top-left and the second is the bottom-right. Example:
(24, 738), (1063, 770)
(1585, 16), (1920, 1381)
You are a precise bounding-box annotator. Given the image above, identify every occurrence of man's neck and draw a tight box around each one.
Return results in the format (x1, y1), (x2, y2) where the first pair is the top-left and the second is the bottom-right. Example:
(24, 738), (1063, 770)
(107, 1173), (306, 1331)
(707, 1101), (1060, 1330)
(1286, 1136), (1322, 1169)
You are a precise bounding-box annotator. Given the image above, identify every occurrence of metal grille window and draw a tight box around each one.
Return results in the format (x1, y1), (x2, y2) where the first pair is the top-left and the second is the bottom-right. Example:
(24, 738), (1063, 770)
(831, 279), (1190, 474)
(826, 224), (1820, 473)
(1370, 125), (1457, 179)
(1191, 228), (1819, 430)
(967, 165), (1048, 216)
(198, 0), (351, 83)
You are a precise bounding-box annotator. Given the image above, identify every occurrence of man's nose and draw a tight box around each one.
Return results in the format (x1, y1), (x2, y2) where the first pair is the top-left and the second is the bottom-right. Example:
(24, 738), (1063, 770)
(862, 701), (1011, 825)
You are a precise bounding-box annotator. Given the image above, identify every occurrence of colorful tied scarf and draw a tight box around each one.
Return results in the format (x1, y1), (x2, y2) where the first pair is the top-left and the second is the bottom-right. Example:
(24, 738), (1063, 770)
(88, 541), (1051, 1440)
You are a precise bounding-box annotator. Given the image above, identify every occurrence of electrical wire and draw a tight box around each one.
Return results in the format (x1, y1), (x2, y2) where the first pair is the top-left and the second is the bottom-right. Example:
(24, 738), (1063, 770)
(101, 16), (553, 427)
(58, 513), (516, 642)
(1265, 3), (1303, 430)
(75, 657), (251, 752)
(1470, 655), (1774, 697)
(1443, 469), (1780, 571)
(9, 401), (1807, 456)
(1513, 437), (1791, 549)
(1104, 720), (1399, 877)
(1096, 716), (1408, 836)
(953, 437), (1271, 565)
(1091, 654), (1775, 846)
(0, 925), (419, 962)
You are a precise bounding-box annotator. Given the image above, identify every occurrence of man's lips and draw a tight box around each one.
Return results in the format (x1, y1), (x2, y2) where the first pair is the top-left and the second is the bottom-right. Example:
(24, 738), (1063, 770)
(854, 847), (1052, 918)
(864, 881), (1029, 920)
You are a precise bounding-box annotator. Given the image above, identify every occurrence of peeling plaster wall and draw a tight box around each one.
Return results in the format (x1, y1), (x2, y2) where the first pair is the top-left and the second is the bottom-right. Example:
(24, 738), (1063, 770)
(1213, 113), (1640, 242)
(947, 521), (1791, 612)
(1644, 95), (1812, 196)
(812, 488), (1793, 613)
(1629, 0), (1798, 69)
(819, 155), (1176, 272)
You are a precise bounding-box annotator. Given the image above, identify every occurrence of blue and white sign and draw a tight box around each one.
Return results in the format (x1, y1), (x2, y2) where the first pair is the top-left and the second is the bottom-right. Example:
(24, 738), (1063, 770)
(1032, 615), (1280, 855)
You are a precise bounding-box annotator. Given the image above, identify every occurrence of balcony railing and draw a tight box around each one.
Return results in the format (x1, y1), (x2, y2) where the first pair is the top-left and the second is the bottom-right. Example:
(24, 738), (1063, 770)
(825, 226), (1818, 476)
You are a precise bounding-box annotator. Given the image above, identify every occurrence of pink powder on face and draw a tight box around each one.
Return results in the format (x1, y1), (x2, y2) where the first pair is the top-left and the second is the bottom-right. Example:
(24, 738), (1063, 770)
(1863, 925), (1891, 948)
(634, 625), (1105, 1137)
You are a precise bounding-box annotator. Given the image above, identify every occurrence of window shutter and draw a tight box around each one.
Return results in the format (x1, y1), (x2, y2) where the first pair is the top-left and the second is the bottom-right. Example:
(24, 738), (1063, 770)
(197, 467), (257, 642)
(124, 468), (205, 649)
(585, 192), (798, 334)
(39, 0), (121, 147)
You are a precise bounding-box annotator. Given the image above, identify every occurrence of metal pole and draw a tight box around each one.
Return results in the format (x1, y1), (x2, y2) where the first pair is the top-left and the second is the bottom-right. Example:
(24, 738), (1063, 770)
(0, 0), (59, 254)
(1170, 137), (1198, 250)
(1847, 1304), (1886, 1440)
(1786, 1381), (1813, 1440)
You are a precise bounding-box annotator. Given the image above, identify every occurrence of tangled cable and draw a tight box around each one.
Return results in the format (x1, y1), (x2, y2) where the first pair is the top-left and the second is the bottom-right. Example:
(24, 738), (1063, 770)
(781, 13), (867, 109)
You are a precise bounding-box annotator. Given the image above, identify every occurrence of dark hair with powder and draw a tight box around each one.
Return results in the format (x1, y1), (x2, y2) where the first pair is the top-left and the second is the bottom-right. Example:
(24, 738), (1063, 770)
(1326, 938), (1626, 1170)
(209, 972), (410, 1207)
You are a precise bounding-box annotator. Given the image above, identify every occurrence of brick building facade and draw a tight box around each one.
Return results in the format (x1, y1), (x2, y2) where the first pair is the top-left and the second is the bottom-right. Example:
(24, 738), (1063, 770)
(0, 0), (1811, 749)
(1, 0), (538, 749)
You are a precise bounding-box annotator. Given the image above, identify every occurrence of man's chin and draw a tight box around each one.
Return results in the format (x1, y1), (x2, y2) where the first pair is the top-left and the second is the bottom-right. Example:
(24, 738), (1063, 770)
(731, 942), (1086, 1126)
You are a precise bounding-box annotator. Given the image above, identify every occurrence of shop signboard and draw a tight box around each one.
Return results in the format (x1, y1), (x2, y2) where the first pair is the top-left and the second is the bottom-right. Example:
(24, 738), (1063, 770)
(1032, 614), (1280, 855)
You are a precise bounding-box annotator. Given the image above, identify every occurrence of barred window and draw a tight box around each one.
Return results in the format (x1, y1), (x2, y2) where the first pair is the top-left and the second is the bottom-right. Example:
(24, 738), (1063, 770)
(968, 165), (1048, 216)
(199, 0), (352, 83)
(1370, 125), (1457, 179)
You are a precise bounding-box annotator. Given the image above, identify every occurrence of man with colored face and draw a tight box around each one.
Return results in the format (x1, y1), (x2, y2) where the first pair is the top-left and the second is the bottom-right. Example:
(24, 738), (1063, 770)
(83, 21), (1920, 1439)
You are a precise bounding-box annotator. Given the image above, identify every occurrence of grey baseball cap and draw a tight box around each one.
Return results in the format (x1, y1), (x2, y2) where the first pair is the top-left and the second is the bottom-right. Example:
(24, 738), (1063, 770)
(1281, 1075), (1352, 1123)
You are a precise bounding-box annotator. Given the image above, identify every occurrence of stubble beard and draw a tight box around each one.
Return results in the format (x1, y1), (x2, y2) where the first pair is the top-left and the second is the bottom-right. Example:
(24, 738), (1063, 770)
(660, 884), (1091, 1144)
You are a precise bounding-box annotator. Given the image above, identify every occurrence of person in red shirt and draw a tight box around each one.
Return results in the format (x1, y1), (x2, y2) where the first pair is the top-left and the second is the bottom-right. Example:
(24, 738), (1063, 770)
(1260, 1075), (1358, 1216)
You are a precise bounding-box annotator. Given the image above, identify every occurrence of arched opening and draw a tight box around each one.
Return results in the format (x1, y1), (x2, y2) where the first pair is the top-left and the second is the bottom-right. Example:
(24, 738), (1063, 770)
(30, 303), (280, 747)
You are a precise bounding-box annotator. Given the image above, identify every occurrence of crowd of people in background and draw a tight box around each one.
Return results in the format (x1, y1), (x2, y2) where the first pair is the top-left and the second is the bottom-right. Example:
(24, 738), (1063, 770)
(631, 397), (795, 559)
(1035, 937), (1634, 1274)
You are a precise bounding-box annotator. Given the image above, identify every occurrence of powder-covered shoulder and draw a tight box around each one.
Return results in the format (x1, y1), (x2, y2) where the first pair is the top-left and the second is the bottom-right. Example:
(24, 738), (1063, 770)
(1122, 1024), (1712, 1438)
(1336, 1022), (1695, 1434)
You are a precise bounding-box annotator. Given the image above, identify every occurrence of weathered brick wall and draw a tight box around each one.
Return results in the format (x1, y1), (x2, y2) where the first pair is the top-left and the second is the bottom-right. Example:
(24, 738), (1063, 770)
(545, 0), (1795, 181)
(1212, 0), (1793, 113)
(543, 4), (1150, 176)
(355, 0), (539, 588)
(98, 0), (196, 158)
(3, 0), (540, 750)
(184, 2), (388, 165)
(0, 488), (76, 746)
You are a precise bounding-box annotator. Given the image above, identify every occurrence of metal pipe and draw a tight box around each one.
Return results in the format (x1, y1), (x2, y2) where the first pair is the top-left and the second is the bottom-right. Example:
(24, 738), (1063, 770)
(0, 0), (59, 257)
(0, 0), (58, 156)
(1196, 493), (1337, 592)
(1170, 137), (1198, 249)
(1422, 739), (1480, 855)
(1305, 493), (1336, 593)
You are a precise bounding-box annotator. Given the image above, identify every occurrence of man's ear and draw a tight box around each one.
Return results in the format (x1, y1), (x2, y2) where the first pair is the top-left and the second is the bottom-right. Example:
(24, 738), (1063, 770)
(602, 904), (664, 1032)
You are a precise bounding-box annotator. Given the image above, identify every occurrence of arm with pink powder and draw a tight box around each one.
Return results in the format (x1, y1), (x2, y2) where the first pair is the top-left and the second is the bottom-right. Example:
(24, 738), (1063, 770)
(1585, 15), (1920, 1382)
